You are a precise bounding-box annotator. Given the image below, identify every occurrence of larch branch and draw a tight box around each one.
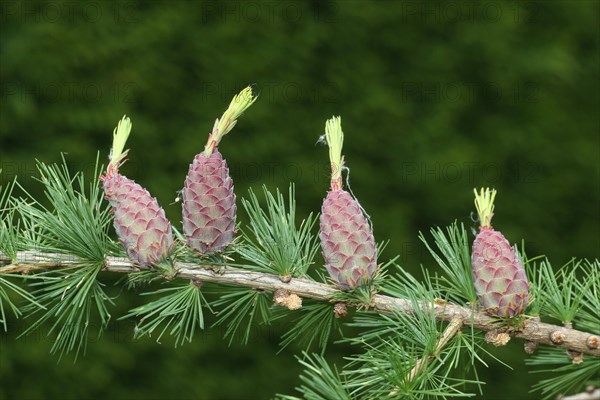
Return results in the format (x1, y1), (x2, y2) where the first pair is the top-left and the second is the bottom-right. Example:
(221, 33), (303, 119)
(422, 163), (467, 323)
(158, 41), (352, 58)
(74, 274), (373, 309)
(1, 251), (598, 357)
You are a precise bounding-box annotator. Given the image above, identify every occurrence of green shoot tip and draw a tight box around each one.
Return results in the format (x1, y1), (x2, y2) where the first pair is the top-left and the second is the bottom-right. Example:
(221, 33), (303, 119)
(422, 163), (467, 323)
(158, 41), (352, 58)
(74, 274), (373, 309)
(110, 115), (132, 166)
(473, 187), (497, 228)
(325, 116), (344, 190)
(204, 86), (258, 155)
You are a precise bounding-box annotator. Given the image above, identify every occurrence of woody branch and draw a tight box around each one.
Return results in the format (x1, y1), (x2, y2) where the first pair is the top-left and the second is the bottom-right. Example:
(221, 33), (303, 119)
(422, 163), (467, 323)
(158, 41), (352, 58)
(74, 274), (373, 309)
(1, 251), (598, 357)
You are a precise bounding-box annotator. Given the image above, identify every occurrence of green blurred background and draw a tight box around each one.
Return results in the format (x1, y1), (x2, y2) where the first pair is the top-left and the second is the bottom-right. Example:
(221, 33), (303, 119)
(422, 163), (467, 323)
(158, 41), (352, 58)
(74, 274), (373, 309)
(1, 1), (598, 399)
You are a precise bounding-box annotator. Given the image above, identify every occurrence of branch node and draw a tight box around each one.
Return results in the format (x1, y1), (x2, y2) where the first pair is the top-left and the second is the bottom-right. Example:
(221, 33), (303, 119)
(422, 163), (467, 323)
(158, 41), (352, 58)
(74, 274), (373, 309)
(567, 349), (584, 365)
(280, 274), (292, 283)
(485, 330), (511, 347)
(524, 340), (538, 354)
(207, 265), (226, 275)
(191, 279), (203, 289)
(273, 289), (302, 310)
(586, 335), (599, 350)
(334, 302), (348, 318)
(550, 330), (566, 345)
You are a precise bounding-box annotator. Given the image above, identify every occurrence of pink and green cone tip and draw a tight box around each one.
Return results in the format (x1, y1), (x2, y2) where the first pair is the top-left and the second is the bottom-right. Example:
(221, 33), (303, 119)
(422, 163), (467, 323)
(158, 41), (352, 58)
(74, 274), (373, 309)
(101, 116), (174, 267)
(182, 86), (257, 254)
(472, 188), (529, 318)
(319, 116), (378, 290)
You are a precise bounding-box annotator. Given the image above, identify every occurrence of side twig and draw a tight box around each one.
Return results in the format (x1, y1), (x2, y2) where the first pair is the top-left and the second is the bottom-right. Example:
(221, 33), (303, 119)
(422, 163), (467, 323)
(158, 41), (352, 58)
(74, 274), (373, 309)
(389, 316), (464, 396)
(407, 316), (464, 381)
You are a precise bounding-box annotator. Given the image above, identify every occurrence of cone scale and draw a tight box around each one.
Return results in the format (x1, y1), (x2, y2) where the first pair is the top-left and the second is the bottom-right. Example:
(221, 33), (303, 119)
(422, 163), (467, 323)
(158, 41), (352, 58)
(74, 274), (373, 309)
(182, 87), (257, 254)
(319, 117), (377, 290)
(101, 117), (173, 267)
(471, 188), (529, 318)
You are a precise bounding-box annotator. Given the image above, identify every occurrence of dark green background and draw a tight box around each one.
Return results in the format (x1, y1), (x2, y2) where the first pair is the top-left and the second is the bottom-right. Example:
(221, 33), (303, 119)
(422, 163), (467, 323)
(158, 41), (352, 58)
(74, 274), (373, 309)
(1, 1), (598, 399)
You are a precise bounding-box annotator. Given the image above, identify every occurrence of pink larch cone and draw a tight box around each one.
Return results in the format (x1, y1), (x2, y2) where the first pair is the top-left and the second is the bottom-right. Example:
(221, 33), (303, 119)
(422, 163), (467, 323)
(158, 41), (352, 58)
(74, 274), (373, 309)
(101, 116), (173, 267)
(320, 190), (378, 290)
(319, 116), (377, 290)
(471, 188), (529, 318)
(182, 87), (256, 254)
(182, 150), (236, 254)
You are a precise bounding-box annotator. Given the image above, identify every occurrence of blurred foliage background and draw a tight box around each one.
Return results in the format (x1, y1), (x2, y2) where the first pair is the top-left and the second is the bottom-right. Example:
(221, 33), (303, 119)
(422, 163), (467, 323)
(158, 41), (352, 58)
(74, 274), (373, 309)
(0, 0), (598, 399)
